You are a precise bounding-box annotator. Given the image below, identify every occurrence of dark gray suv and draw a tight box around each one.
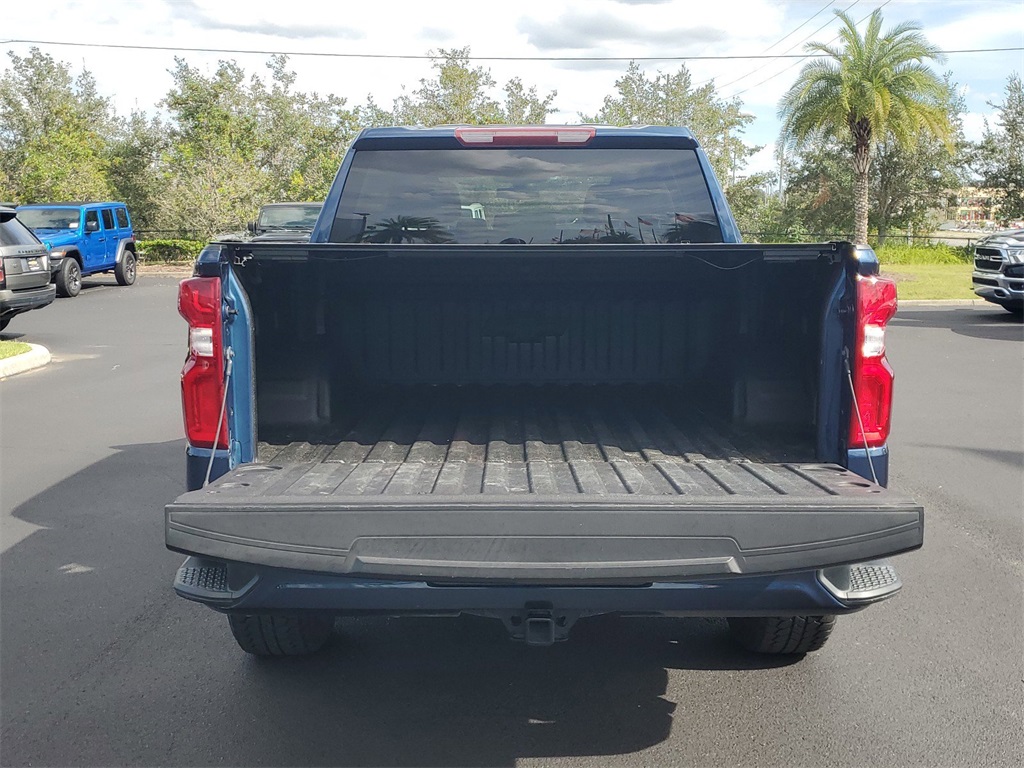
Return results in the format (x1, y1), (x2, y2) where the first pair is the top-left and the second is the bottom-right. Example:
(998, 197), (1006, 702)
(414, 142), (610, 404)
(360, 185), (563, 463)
(0, 207), (56, 332)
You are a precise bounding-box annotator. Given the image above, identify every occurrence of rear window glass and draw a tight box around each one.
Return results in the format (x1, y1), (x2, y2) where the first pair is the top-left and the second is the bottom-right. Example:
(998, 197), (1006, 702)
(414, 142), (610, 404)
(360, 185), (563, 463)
(0, 217), (43, 246)
(16, 208), (81, 230)
(101, 209), (115, 229)
(115, 208), (129, 228)
(330, 148), (722, 244)
(259, 204), (322, 230)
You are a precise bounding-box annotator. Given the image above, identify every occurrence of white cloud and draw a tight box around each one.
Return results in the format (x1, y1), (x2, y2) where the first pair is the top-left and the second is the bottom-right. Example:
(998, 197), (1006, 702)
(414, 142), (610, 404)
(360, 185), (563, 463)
(0, 0), (1017, 164)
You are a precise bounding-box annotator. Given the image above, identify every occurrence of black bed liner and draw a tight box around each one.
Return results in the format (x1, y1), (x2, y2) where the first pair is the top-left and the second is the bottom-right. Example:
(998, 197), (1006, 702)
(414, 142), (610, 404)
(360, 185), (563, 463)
(253, 385), (816, 498)
(167, 386), (922, 582)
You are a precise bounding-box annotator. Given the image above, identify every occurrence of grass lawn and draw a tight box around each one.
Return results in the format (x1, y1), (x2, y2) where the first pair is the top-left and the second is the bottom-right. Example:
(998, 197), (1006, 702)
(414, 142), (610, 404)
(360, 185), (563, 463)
(879, 262), (976, 301)
(0, 340), (31, 360)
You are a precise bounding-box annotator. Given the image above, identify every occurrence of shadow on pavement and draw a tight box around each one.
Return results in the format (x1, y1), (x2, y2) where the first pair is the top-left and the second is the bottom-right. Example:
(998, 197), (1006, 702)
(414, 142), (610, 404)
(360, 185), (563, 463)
(907, 445), (1024, 471)
(221, 612), (797, 767)
(892, 306), (1023, 341)
(2, 439), (799, 768)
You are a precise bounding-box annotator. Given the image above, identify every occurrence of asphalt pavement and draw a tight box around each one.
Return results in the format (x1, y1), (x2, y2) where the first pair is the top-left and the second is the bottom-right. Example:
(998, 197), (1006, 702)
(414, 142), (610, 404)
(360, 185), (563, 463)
(1, 274), (1021, 767)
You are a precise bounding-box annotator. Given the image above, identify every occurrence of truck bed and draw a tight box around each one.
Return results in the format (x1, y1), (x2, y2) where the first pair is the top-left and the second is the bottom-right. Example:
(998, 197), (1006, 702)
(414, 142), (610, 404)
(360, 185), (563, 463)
(253, 385), (818, 498)
(167, 385), (922, 583)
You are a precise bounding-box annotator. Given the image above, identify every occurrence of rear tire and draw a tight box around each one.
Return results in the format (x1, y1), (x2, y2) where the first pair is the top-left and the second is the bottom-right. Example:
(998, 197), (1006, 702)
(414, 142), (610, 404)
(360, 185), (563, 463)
(115, 251), (137, 286)
(56, 258), (82, 298)
(227, 613), (333, 657)
(728, 615), (836, 655)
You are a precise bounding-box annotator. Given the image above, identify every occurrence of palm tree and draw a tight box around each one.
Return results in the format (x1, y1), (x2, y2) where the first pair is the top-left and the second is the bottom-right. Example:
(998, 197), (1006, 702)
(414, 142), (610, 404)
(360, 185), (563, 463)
(361, 216), (453, 244)
(778, 9), (952, 244)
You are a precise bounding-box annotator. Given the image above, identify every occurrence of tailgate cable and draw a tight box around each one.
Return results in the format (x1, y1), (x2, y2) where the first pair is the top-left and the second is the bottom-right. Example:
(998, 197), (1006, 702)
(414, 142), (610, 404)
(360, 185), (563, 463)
(203, 347), (234, 488)
(843, 349), (879, 485)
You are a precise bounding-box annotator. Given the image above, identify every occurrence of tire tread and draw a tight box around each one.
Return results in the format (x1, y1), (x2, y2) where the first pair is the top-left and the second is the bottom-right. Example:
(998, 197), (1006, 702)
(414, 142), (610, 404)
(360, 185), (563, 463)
(728, 615), (836, 655)
(228, 613), (332, 657)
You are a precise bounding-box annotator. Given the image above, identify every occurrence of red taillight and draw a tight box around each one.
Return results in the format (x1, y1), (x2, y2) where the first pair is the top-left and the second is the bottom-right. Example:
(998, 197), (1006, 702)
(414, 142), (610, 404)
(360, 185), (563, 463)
(178, 277), (227, 449)
(454, 126), (596, 146)
(849, 274), (898, 449)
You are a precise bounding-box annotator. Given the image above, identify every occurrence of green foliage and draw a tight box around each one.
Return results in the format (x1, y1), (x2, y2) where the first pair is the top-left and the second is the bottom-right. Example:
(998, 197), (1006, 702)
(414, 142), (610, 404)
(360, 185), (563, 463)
(18, 103), (112, 201)
(972, 73), (1024, 223)
(106, 111), (167, 231)
(579, 61), (759, 188)
(370, 48), (556, 127)
(724, 172), (778, 236)
(873, 242), (971, 265)
(136, 238), (206, 263)
(779, 9), (952, 243)
(872, 72), (968, 242)
(0, 48), (115, 203)
(158, 55), (359, 238)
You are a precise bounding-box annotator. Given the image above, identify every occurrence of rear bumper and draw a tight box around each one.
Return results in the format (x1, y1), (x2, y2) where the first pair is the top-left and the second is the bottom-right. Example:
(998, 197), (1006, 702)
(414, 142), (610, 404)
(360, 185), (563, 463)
(0, 284), (56, 317)
(173, 556), (902, 616)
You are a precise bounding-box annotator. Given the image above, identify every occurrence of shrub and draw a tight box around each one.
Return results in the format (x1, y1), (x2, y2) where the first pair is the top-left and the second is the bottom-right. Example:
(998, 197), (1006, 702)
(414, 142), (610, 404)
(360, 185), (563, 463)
(873, 242), (972, 265)
(136, 239), (206, 263)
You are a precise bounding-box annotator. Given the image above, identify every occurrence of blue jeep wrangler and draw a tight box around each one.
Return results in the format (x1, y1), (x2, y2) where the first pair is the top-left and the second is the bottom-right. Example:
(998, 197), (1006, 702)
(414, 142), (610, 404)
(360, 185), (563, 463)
(16, 202), (137, 297)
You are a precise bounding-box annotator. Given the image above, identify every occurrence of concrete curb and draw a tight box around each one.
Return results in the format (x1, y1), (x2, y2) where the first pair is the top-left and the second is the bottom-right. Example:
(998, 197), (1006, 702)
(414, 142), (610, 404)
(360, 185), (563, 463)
(0, 343), (51, 380)
(899, 299), (989, 307)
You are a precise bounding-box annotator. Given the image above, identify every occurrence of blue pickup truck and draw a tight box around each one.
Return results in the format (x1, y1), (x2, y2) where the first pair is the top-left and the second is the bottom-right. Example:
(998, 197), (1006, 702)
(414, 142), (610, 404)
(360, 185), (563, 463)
(166, 125), (922, 658)
(16, 201), (137, 297)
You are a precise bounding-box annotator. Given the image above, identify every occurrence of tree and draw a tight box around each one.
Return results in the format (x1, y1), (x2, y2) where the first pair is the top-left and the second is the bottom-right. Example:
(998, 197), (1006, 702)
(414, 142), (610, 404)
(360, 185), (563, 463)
(0, 48), (116, 203)
(871, 74), (968, 242)
(107, 111), (167, 231)
(370, 48), (556, 127)
(973, 74), (1024, 224)
(579, 61), (760, 203)
(159, 56), (360, 237)
(778, 9), (952, 244)
(247, 56), (360, 202)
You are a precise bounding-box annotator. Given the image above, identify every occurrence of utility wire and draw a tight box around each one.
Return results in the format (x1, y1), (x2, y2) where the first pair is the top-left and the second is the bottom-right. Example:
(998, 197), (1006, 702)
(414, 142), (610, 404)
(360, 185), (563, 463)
(726, 0), (895, 98)
(0, 37), (1018, 62)
(701, 0), (854, 92)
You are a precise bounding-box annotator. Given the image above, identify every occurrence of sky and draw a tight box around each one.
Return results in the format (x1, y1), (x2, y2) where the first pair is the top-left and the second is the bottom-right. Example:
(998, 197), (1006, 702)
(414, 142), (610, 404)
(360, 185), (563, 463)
(2, 0), (1022, 176)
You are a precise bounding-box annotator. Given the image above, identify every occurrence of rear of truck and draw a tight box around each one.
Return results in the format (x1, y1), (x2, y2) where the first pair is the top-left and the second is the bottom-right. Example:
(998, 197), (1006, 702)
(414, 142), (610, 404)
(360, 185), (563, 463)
(166, 126), (921, 656)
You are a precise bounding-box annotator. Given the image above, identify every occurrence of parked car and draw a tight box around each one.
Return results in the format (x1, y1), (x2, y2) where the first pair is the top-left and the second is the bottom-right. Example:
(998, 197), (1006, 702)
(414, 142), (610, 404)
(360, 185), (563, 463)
(16, 202), (137, 298)
(972, 228), (1024, 315)
(0, 207), (56, 332)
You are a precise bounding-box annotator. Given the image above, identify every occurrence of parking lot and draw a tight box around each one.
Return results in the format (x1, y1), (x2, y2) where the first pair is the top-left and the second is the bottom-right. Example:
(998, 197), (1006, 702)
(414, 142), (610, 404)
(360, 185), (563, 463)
(1, 274), (1021, 767)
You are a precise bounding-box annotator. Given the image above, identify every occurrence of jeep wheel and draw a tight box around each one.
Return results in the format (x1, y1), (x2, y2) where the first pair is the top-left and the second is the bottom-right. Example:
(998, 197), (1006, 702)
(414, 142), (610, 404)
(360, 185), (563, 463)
(0, 317), (9, 332)
(115, 251), (137, 286)
(227, 613), (333, 657)
(727, 615), (836, 655)
(56, 258), (82, 298)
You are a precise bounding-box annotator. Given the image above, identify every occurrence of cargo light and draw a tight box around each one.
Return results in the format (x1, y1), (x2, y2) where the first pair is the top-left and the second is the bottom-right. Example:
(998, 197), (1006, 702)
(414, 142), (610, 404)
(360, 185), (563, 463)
(849, 274), (898, 449)
(178, 277), (228, 449)
(454, 126), (596, 146)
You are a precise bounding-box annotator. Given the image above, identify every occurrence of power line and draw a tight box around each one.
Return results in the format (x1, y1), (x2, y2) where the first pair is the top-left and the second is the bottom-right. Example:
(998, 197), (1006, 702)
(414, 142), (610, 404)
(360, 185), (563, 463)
(706, 0), (854, 92)
(726, 0), (896, 98)
(0, 37), (1019, 62)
